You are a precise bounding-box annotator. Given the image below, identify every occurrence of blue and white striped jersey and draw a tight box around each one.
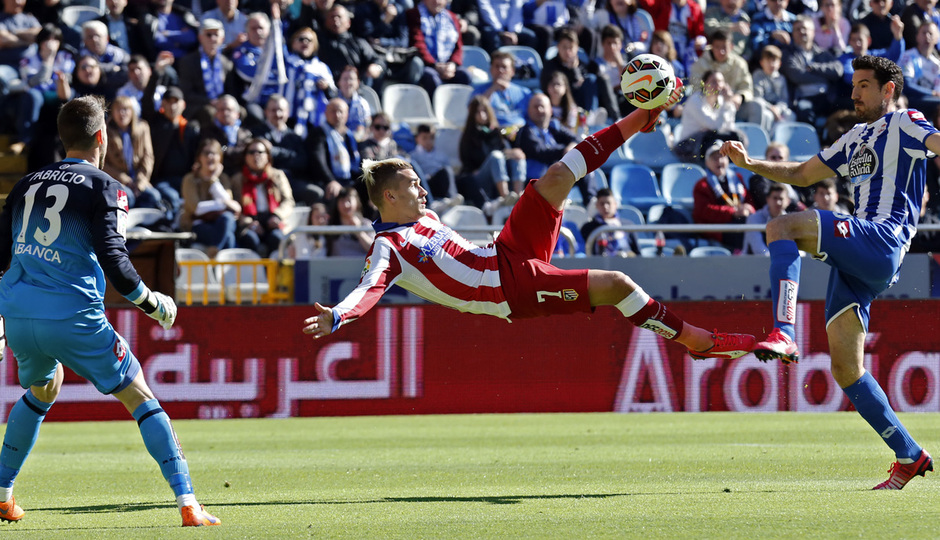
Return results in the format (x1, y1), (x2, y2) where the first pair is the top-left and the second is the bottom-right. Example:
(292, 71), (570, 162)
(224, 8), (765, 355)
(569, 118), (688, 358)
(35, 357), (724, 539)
(819, 109), (938, 247)
(0, 158), (143, 319)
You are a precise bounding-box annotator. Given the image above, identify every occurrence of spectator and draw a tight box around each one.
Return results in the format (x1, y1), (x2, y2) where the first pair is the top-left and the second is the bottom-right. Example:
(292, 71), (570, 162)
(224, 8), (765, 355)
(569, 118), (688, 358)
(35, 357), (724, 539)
(581, 187), (640, 256)
(285, 26), (335, 137)
(180, 138), (241, 258)
(306, 97), (362, 202)
(838, 23), (904, 103)
(704, 0), (750, 59)
(470, 49), (532, 129)
(860, 0), (902, 51)
(104, 96), (165, 214)
(743, 182), (788, 255)
(459, 95), (527, 210)
(359, 111), (407, 161)
(541, 27), (618, 120)
(142, 0), (200, 59)
(177, 18), (233, 123)
(201, 0), (248, 54)
(410, 123), (461, 205)
(594, 26), (628, 116)
(813, 0), (850, 54)
(200, 93), (252, 175)
(148, 86), (200, 207)
(811, 177), (850, 214)
(254, 94), (308, 195)
(16, 23), (72, 166)
(781, 15), (843, 129)
(318, 4), (388, 90)
(335, 65), (371, 142)
(900, 0), (940, 55)
(326, 187), (375, 257)
(899, 21), (940, 118)
(477, 0), (536, 52)
(79, 20), (129, 85)
(542, 70), (579, 131)
(117, 54), (175, 118)
(521, 0), (570, 54)
(593, 0), (652, 57)
(675, 70), (742, 164)
(0, 0), (40, 67)
(59, 54), (117, 101)
(289, 202), (329, 259)
(231, 137), (295, 257)
(97, 0), (136, 56)
(231, 11), (288, 126)
(689, 30), (767, 131)
(650, 29), (684, 81)
(692, 140), (754, 253)
(352, 0), (414, 51)
(748, 141), (806, 211)
(406, 0), (472, 96)
(639, 0), (704, 76)
(751, 44), (795, 130)
(748, 0), (796, 56)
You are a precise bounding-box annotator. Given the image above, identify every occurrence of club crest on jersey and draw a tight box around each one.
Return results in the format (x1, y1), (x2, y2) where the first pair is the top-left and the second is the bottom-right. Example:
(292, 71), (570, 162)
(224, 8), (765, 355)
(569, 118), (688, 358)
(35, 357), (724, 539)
(361, 257), (371, 278)
(834, 220), (851, 238)
(847, 145), (877, 181)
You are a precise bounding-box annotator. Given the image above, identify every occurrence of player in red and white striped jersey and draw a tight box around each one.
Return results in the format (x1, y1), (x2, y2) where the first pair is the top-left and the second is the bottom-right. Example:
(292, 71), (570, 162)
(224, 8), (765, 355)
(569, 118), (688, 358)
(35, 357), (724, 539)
(303, 83), (756, 360)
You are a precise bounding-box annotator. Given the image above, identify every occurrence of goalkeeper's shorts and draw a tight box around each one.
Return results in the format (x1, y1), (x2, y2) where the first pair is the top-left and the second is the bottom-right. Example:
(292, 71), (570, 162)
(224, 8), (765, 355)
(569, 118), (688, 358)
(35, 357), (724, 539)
(5, 309), (140, 394)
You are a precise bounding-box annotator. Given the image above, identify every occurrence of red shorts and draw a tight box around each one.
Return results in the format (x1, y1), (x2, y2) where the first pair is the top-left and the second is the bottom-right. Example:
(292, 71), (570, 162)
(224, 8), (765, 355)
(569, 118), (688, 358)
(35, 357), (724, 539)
(496, 180), (592, 319)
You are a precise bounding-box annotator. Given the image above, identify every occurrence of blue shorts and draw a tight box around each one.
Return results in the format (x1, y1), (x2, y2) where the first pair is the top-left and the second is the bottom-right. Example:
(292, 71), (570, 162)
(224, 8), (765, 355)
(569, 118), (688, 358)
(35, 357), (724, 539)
(5, 309), (140, 394)
(814, 210), (904, 332)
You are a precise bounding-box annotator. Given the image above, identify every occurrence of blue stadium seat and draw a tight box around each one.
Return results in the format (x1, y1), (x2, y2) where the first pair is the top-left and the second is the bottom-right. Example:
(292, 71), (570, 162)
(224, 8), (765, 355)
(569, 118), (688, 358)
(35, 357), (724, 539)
(660, 162), (706, 209)
(772, 121), (821, 161)
(608, 163), (668, 213)
(498, 45), (542, 90)
(735, 122), (770, 158)
(622, 130), (680, 172)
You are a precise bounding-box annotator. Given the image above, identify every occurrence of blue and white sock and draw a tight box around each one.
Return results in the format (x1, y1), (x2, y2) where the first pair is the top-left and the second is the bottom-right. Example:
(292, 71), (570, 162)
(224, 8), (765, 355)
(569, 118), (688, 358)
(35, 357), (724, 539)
(843, 372), (921, 461)
(0, 391), (54, 491)
(768, 240), (801, 340)
(132, 399), (194, 498)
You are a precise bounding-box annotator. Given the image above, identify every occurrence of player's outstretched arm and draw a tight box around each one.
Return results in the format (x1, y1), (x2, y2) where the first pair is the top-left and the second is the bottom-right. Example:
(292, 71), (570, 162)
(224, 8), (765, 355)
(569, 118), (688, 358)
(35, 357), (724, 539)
(303, 302), (335, 339)
(720, 141), (832, 188)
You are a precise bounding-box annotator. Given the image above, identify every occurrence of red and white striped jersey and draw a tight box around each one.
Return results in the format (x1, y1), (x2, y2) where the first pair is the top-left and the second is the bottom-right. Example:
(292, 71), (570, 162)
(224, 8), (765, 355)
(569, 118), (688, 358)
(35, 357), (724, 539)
(331, 211), (511, 331)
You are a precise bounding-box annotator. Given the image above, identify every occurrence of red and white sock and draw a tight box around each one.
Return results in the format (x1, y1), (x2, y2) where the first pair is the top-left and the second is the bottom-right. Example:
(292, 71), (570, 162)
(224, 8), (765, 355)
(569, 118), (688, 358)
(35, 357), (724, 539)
(616, 288), (685, 340)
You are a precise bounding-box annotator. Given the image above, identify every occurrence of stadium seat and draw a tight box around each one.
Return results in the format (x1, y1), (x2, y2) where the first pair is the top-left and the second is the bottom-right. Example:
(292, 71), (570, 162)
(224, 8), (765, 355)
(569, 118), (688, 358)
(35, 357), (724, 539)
(61, 5), (103, 29)
(175, 248), (223, 305)
(433, 127), (463, 170)
(689, 245), (733, 257)
(433, 84), (474, 129)
(358, 85), (382, 114)
(772, 121), (820, 161)
(462, 45), (491, 84)
(616, 204), (645, 226)
(635, 9), (655, 50)
(660, 162), (706, 208)
(126, 207), (165, 230)
(490, 204), (513, 226)
(382, 84), (438, 127)
(735, 122), (769, 158)
(622, 130), (680, 172)
(562, 204), (591, 229)
(440, 205), (491, 245)
(608, 163), (668, 213)
(599, 145), (633, 177)
(498, 45), (542, 89)
(216, 248), (271, 304)
(285, 205), (311, 232)
(558, 221), (586, 257)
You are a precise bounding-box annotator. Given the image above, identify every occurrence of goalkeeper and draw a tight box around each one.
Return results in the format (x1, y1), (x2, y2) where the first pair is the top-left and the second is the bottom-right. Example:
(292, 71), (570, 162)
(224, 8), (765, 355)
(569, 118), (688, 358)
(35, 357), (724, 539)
(303, 82), (755, 362)
(0, 96), (219, 527)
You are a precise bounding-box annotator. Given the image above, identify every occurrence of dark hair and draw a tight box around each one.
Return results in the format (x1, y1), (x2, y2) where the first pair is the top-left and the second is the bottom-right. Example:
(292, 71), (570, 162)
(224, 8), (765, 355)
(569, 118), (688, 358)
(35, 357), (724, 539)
(57, 95), (106, 151)
(709, 29), (729, 43)
(128, 54), (149, 67)
(767, 182), (788, 196)
(542, 71), (577, 130)
(554, 27), (578, 45)
(37, 22), (63, 44)
(596, 187), (615, 199)
(416, 123), (436, 136)
(815, 177), (837, 191)
(465, 95), (498, 131)
(851, 55), (903, 101)
(241, 137), (274, 170)
(600, 24), (623, 42)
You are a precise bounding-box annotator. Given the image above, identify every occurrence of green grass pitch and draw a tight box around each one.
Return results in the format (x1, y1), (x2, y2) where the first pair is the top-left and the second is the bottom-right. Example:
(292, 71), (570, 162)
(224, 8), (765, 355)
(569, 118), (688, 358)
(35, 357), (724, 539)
(1, 413), (937, 539)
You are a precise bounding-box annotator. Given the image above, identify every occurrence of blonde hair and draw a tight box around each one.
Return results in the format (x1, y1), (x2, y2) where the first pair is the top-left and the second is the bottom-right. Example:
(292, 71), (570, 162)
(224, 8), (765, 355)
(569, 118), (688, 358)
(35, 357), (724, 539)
(361, 158), (414, 209)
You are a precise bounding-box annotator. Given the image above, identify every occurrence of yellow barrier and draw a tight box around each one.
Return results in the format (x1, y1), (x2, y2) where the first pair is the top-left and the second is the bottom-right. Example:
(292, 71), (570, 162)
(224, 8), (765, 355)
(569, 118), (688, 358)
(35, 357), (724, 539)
(176, 258), (291, 305)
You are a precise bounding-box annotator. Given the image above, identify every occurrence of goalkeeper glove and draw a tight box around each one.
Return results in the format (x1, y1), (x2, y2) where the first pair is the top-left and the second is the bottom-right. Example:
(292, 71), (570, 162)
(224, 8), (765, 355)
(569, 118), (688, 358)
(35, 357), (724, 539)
(127, 284), (178, 330)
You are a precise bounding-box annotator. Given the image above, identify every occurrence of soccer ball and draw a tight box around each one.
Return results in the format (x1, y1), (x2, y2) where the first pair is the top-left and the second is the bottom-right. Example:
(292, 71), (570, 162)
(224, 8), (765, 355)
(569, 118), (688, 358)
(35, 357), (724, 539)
(620, 54), (677, 110)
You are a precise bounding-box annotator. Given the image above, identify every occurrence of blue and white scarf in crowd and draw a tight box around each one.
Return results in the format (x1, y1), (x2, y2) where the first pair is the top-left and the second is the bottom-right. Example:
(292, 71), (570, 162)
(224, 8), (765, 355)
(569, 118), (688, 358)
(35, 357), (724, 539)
(216, 118), (242, 146)
(244, 17), (288, 105)
(200, 51), (225, 100)
(418, 3), (459, 63)
(705, 168), (746, 207)
(286, 54), (334, 138)
(325, 124), (355, 180)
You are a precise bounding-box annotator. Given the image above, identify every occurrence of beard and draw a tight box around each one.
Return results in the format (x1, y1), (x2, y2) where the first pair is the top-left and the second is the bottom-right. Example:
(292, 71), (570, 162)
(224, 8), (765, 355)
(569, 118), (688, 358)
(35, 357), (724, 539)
(855, 99), (887, 123)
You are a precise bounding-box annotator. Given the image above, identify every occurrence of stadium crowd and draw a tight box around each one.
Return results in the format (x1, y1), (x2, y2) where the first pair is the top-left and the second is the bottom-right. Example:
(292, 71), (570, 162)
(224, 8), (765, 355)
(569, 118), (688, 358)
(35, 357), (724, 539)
(2, 0), (940, 258)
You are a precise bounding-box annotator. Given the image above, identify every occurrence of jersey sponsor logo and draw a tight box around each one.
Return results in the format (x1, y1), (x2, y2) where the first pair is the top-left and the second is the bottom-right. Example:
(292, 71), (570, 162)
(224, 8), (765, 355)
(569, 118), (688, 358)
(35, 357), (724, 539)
(847, 145), (877, 181)
(908, 110), (926, 123)
(834, 220), (851, 238)
(419, 226), (453, 262)
(776, 279), (797, 325)
(640, 320), (678, 339)
(113, 340), (126, 361)
(14, 243), (62, 263)
(536, 289), (579, 303)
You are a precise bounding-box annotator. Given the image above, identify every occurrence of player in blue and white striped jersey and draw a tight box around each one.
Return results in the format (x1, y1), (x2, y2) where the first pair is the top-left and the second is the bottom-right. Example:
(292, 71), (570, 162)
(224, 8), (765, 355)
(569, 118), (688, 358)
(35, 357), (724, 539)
(0, 96), (220, 526)
(722, 55), (935, 490)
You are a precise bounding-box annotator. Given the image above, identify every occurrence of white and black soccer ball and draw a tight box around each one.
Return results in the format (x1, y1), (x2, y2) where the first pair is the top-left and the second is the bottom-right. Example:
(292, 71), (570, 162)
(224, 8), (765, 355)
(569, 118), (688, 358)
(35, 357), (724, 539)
(620, 53), (677, 110)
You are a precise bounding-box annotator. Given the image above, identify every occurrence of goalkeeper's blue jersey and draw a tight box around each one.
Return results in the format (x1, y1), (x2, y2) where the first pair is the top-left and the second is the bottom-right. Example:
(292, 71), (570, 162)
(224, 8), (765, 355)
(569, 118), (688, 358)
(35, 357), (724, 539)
(0, 158), (142, 319)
